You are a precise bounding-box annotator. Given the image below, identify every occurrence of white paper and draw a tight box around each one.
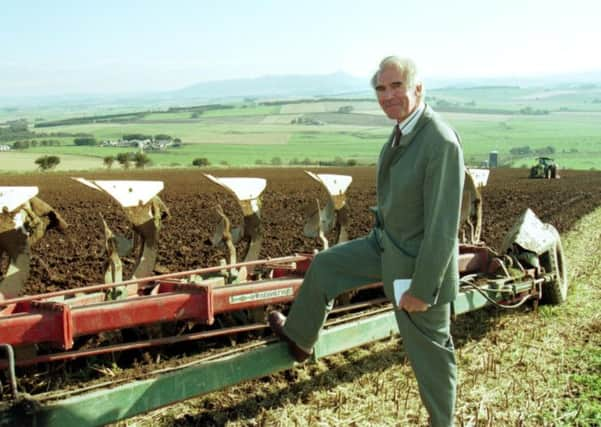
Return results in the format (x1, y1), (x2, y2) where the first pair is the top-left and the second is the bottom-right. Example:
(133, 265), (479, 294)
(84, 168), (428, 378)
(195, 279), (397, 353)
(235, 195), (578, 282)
(393, 278), (412, 307)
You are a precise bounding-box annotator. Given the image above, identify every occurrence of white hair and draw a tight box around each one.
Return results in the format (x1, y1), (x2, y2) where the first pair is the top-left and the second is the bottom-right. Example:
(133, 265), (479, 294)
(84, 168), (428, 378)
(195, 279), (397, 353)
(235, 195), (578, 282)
(370, 56), (423, 93)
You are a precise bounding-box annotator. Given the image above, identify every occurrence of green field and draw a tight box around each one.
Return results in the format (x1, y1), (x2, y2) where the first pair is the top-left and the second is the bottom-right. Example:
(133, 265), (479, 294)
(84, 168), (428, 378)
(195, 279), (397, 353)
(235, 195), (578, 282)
(2, 86), (601, 171)
(0, 151), (105, 172)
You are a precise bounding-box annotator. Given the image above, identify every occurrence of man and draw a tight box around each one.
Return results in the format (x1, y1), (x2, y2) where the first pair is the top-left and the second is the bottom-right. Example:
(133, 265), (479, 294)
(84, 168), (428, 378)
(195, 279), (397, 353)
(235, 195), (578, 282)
(269, 56), (464, 426)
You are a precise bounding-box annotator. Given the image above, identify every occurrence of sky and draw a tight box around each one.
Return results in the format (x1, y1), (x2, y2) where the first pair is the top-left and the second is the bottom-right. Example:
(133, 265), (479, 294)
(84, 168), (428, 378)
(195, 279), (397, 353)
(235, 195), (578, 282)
(1, 0), (600, 97)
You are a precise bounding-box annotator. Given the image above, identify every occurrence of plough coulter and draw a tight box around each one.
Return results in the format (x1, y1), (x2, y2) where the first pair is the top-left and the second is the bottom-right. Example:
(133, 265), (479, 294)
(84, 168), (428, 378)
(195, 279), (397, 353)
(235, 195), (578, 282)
(0, 170), (568, 426)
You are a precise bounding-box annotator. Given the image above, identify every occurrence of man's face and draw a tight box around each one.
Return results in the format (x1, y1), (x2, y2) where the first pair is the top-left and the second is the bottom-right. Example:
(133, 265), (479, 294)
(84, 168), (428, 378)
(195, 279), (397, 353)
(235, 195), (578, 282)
(375, 65), (422, 122)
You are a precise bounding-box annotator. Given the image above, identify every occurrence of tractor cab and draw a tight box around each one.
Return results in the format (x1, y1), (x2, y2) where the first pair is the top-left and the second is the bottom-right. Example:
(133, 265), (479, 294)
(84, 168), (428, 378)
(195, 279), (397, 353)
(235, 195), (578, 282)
(529, 157), (559, 179)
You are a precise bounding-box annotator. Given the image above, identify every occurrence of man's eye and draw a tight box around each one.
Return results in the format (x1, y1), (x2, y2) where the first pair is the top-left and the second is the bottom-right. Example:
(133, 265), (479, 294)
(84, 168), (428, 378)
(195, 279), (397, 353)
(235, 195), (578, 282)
(391, 82), (403, 89)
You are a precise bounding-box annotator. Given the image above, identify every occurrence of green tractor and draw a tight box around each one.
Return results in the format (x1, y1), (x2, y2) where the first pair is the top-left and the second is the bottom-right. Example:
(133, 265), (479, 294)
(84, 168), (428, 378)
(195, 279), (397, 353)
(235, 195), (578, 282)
(529, 157), (559, 179)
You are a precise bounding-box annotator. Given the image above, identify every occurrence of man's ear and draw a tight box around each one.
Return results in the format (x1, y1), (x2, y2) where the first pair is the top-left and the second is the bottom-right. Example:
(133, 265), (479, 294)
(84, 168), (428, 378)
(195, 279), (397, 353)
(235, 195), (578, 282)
(414, 83), (423, 98)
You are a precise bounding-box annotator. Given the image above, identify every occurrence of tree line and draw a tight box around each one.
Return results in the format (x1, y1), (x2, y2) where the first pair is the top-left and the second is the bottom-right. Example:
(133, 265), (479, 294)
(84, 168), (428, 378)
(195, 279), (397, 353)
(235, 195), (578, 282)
(34, 152), (153, 171)
(103, 152), (151, 169)
(190, 156), (360, 168)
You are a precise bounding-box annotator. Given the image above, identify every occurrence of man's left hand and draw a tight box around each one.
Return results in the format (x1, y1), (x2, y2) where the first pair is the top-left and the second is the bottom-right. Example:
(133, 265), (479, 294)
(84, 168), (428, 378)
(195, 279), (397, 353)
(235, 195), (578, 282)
(398, 292), (429, 312)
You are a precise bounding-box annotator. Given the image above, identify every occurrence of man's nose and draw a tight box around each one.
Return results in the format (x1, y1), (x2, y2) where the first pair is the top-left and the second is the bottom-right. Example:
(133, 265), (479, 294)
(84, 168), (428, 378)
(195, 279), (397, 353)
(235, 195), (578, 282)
(382, 87), (394, 99)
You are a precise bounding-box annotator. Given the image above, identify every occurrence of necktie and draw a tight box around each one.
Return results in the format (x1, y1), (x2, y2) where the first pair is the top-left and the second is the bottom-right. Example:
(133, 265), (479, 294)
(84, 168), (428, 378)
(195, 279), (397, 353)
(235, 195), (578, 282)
(391, 124), (402, 148)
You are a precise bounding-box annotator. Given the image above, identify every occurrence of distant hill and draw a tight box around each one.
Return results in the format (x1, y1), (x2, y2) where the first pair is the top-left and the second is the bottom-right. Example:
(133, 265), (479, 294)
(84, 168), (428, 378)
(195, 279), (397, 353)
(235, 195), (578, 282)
(172, 70), (601, 100)
(426, 71), (601, 90)
(1, 70), (600, 110)
(171, 71), (370, 99)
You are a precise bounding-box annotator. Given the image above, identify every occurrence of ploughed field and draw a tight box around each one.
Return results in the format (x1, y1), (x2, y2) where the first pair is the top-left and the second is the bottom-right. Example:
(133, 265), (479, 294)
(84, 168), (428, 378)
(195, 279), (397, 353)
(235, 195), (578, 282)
(1, 167), (600, 295)
(2, 166), (601, 401)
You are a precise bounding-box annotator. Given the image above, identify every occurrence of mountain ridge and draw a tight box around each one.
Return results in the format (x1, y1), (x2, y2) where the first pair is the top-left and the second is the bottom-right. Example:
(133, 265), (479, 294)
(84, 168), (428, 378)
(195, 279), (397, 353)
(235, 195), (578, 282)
(2, 70), (600, 108)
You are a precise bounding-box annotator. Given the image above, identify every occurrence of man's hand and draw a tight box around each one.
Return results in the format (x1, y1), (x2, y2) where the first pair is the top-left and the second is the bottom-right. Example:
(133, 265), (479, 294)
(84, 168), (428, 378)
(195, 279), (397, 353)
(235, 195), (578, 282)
(398, 292), (429, 312)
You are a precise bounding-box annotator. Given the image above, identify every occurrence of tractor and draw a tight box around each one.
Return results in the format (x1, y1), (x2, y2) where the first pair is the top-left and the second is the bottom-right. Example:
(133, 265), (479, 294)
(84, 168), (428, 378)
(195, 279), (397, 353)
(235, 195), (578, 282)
(529, 157), (559, 179)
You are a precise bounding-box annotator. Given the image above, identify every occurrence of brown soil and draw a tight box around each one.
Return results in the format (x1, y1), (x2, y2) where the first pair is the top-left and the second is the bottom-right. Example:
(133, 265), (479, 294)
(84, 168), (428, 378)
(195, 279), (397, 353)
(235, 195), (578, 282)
(1, 167), (600, 294)
(2, 167), (601, 400)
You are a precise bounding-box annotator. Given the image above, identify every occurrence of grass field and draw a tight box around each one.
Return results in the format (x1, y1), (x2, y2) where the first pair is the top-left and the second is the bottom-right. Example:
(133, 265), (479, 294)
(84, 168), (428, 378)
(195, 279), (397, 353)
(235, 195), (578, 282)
(0, 151), (104, 172)
(3, 86), (601, 171)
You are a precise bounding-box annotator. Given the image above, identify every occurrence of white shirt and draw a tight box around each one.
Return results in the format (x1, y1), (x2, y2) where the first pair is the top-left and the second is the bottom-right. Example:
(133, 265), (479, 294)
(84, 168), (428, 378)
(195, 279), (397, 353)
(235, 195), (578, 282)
(397, 101), (425, 136)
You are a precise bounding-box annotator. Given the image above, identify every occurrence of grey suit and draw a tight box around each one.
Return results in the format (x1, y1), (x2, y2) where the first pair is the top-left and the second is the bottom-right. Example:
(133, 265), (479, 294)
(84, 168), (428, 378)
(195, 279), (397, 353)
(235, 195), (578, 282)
(283, 105), (464, 426)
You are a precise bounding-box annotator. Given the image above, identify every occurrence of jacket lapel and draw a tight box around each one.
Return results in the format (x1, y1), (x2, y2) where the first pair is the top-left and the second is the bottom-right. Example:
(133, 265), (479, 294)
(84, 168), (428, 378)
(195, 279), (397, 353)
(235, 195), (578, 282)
(377, 105), (435, 191)
(395, 104), (434, 149)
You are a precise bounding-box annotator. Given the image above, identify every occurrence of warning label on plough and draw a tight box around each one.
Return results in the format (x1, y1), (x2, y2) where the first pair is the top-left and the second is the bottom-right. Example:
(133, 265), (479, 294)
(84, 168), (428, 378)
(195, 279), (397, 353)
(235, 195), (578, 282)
(229, 287), (294, 304)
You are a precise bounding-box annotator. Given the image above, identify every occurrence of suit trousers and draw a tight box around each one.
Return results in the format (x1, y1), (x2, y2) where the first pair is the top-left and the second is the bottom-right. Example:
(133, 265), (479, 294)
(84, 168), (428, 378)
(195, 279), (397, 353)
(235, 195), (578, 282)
(283, 233), (457, 427)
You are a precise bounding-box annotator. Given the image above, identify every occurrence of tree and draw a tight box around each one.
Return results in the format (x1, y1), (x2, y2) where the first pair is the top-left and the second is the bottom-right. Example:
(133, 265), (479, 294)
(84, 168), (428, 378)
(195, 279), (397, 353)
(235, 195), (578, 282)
(435, 99), (455, 109)
(192, 158), (210, 167)
(133, 152), (151, 169)
(8, 119), (28, 132)
(116, 152), (131, 169)
(122, 134), (152, 141)
(12, 140), (30, 149)
(509, 146), (532, 156)
(337, 105), (354, 113)
(35, 155), (60, 170)
(103, 155), (115, 169)
(74, 137), (97, 146)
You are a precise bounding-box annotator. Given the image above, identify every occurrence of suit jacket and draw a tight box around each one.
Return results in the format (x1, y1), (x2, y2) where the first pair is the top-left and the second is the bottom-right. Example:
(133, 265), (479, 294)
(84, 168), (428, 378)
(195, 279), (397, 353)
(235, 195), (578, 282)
(374, 105), (464, 305)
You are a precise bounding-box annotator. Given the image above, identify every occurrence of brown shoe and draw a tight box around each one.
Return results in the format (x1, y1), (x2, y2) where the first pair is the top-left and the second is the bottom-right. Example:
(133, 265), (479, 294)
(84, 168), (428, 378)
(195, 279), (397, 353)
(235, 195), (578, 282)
(268, 311), (312, 363)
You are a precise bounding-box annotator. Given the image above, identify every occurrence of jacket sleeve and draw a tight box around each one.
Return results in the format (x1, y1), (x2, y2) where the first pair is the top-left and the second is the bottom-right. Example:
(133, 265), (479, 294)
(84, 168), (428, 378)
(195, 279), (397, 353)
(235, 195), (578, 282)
(409, 135), (464, 305)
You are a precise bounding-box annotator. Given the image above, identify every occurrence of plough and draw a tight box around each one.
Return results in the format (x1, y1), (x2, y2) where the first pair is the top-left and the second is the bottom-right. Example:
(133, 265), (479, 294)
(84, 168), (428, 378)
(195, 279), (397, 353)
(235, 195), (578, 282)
(0, 187), (67, 300)
(0, 170), (568, 426)
(73, 177), (170, 291)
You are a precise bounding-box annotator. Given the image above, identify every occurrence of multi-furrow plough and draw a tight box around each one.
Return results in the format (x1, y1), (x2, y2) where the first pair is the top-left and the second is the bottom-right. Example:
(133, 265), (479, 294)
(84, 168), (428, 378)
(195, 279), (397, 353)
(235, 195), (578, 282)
(0, 169), (568, 426)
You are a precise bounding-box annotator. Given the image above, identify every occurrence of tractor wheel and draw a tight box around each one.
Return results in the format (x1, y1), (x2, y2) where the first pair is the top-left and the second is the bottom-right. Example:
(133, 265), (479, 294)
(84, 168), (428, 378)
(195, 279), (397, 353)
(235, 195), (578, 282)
(539, 239), (568, 304)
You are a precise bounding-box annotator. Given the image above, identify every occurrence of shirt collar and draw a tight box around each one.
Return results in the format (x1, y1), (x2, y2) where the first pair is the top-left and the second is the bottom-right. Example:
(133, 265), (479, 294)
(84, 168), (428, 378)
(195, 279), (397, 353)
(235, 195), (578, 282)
(396, 101), (425, 135)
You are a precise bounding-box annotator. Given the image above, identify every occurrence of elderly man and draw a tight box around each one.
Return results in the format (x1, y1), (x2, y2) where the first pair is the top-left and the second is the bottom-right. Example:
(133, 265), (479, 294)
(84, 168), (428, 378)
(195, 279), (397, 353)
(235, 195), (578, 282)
(269, 56), (464, 426)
